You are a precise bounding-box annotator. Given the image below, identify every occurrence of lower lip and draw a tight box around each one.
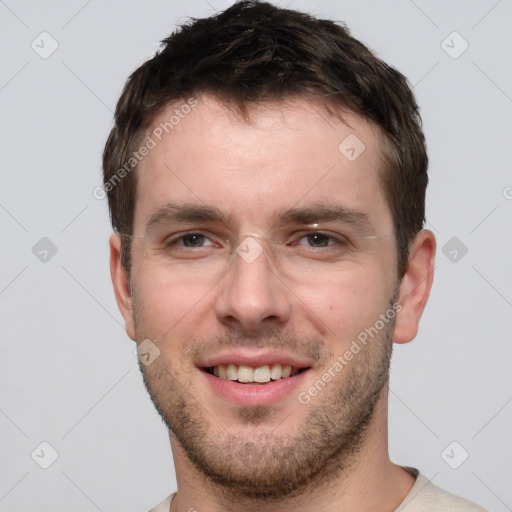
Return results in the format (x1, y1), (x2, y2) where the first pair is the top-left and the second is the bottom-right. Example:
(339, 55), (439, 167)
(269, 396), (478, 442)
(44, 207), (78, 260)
(201, 369), (309, 406)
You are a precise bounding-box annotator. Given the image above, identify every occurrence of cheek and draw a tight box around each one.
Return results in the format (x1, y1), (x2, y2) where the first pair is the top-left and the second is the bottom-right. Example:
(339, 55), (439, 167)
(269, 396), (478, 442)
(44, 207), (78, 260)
(294, 266), (393, 341)
(132, 264), (213, 338)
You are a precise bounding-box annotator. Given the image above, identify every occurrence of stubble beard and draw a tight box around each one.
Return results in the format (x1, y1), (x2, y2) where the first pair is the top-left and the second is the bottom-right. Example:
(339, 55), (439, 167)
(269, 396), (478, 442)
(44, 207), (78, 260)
(136, 305), (394, 501)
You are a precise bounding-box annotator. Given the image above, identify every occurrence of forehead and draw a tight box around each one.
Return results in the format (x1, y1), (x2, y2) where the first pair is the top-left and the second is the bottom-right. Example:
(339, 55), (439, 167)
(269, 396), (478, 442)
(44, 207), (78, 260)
(134, 95), (392, 233)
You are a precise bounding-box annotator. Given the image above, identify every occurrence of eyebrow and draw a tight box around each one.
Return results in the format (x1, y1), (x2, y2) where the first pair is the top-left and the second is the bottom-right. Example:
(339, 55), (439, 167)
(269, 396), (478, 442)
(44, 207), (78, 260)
(144, 201), (374, 233)
(271, 204), (374, 232)
(146, 203), (229, 230)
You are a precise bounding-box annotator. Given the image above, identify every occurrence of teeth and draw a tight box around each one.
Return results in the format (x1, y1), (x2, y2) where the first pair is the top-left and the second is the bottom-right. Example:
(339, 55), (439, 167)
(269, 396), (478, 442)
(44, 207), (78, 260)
(237, 365), (253, 383)
(253, 365), (270, 383)
(209, 363), (302, 383)
(226, 364), (238, 381)
(270, 364), (282, 380)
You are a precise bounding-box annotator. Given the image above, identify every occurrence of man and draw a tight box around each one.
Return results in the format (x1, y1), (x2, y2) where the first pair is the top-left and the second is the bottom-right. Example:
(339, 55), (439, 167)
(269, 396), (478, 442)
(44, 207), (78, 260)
(103, 1), (487, 511)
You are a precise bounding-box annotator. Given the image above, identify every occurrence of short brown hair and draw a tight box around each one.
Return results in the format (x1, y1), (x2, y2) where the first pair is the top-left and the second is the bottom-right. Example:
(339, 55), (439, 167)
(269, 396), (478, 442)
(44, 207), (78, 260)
(103, 0), (428, 277)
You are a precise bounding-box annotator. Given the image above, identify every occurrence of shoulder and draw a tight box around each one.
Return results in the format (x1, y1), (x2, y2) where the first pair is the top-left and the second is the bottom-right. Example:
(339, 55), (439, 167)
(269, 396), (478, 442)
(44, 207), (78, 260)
(147, 493), (176, 512)
(397, 472), (488, 512)
(147, 477), (488, 512)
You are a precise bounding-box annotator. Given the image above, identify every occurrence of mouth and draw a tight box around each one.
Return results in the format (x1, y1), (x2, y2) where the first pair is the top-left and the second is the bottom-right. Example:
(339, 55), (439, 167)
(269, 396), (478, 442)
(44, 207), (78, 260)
(199, 359), (311, 406)
(203, 363), (308, 384)
(197, 349), (314, 406)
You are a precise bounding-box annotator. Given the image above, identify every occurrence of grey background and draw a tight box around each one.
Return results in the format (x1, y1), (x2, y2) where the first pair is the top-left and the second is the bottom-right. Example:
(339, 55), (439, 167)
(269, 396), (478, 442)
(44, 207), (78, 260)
(1, 0), (511, 510)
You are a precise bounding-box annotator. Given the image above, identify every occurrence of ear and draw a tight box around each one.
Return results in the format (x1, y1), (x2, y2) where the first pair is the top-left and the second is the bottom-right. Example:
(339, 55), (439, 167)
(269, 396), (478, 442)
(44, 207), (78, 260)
(109, 233), (136, 340)
(394, 230), (436, 344)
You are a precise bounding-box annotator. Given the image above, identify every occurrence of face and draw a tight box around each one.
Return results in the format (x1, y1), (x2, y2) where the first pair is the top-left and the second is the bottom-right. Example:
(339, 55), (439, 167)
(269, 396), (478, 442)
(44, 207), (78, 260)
(112, 95), (420, 499)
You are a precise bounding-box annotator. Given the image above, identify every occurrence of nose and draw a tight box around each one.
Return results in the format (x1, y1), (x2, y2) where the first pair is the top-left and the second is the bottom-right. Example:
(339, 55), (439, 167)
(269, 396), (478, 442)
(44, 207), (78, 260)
(213, 238), (292, 335)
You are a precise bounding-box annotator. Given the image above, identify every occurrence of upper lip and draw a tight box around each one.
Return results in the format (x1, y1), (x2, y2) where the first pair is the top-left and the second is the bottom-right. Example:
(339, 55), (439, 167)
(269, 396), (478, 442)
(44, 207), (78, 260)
(196, 349), (313, 369)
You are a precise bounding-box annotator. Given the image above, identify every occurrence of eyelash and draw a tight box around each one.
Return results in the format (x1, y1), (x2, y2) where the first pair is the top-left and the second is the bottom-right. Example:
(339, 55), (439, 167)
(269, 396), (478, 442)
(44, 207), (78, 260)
(164, 231), (349, 249)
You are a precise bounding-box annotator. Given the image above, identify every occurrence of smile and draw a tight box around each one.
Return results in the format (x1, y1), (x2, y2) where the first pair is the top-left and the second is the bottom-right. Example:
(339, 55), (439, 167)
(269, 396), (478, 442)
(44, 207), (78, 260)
(200, 364), (311, 406)
(204, 363), (306, 384)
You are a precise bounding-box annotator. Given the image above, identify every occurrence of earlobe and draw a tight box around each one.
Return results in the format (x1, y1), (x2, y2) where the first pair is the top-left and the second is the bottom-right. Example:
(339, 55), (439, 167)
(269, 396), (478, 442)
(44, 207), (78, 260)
(393, 230), (436, 344)
(109, 233), (136, 340)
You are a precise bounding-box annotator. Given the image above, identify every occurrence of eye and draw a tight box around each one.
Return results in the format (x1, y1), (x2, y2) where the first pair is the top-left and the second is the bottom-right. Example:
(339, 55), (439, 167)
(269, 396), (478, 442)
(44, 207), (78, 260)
(165, 232), (217, 248)
(292, 232), (348, 248)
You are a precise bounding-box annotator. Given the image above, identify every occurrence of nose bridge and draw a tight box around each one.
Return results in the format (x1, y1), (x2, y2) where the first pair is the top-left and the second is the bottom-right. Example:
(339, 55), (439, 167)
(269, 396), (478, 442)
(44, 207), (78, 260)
(214, 235), (291, 331)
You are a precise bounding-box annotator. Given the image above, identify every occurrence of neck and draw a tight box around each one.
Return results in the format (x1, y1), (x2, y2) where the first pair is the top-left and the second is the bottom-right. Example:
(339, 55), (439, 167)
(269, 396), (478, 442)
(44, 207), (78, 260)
(169, 385), (415, 512)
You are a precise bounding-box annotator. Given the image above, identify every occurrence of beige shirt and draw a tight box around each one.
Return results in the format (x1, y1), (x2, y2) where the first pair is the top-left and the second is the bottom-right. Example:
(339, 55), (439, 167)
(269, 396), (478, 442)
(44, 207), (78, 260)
(149, 468), (488, 511)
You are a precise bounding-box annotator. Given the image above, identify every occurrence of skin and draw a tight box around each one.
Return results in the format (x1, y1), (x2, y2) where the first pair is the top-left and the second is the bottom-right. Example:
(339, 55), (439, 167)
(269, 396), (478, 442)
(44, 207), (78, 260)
(110, 95), (436, 512)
